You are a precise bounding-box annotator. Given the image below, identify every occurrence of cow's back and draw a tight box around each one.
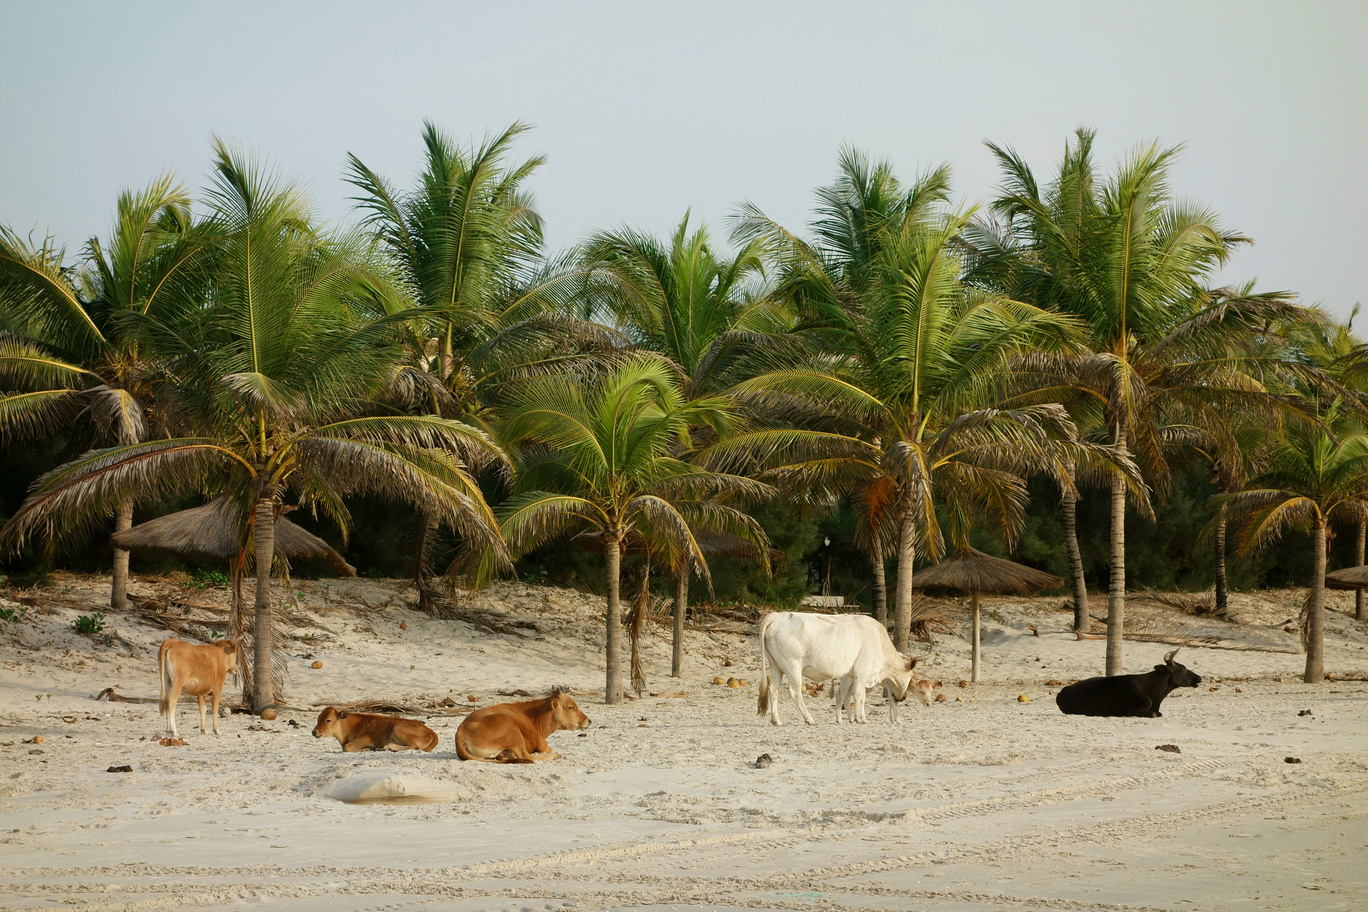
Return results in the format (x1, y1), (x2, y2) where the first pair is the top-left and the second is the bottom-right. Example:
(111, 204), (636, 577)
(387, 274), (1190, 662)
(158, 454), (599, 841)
(1056, 675), (1130, 716)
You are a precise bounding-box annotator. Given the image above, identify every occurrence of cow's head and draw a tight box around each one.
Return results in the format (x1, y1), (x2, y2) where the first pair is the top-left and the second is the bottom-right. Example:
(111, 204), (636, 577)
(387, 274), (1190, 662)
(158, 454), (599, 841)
(548, 689), (591, 731)
(219, 638), (242, 684)
(1156, 648), (1202, 688)
(906, 671), (934, 707)
(313, 706), (344, 739)
(885, 655), (933, 707)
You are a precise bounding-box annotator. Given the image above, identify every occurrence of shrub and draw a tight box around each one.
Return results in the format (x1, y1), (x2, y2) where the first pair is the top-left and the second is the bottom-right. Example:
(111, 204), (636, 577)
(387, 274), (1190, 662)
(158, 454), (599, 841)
(74, 613), (106, 635)
(190, 568), (231, 589)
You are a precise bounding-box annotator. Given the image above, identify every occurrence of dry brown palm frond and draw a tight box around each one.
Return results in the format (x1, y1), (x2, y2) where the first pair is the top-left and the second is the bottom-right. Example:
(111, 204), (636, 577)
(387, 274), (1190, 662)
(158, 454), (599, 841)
(1130, 588), (1226, 620)
(906, 595), (951, 647)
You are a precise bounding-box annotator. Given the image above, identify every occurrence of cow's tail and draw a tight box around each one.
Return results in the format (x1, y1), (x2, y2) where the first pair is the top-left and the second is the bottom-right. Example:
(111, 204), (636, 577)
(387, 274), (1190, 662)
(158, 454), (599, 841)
(157, 641), (172, 718)
(756, 612), (777, 716)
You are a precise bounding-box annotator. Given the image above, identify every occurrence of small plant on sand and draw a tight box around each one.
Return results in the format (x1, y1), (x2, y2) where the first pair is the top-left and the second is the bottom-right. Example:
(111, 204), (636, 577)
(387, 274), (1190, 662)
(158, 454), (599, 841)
(0, 606), (28, 622)
(190, 568), (230, 589)
(74, 613), (106, 635)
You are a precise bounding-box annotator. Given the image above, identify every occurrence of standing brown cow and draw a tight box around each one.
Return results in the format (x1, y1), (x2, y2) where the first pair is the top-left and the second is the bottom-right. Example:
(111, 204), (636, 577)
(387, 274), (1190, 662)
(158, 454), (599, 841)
(158, 638), (241, 736)
(455, 689), (590, 763)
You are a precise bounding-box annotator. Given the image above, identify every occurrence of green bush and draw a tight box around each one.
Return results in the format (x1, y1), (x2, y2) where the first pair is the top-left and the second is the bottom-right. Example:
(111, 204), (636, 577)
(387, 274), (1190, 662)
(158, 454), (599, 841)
(74, 613), (106, 635)
(190, 568), (231, 589)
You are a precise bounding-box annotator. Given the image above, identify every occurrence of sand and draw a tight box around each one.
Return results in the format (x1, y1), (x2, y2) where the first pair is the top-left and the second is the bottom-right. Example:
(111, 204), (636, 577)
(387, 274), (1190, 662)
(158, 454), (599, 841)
(1, 573), (1366, 911)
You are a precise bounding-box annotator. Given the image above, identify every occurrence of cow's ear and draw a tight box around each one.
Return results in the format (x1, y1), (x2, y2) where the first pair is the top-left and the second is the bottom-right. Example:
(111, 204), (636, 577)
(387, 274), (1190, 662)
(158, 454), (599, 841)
(905, 656), (915, 671)
(337, 711), (350, 719)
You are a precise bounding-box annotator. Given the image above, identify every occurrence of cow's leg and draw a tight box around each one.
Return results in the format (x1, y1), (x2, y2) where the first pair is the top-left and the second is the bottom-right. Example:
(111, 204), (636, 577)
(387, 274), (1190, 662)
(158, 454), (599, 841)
(834, 678), (846, 724)
(1122, 684), (1154, 717)
(525, 730), (561, 760)
(166, 682), (183, 736)
(209, 684), (223, 735)
(197, 694), (208, 735)
(342, 737), (375, 752)
(853, 678), (869, 724)
(789, 669), (817, 726)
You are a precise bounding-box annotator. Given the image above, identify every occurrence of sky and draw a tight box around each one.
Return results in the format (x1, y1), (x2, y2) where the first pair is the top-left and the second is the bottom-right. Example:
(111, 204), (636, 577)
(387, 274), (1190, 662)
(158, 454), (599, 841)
(2, 1), (1364, 319)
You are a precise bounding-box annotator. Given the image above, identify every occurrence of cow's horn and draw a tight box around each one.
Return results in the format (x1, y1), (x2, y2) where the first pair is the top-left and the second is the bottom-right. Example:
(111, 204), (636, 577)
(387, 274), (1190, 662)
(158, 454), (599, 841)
(1164, 648), (1179, 663)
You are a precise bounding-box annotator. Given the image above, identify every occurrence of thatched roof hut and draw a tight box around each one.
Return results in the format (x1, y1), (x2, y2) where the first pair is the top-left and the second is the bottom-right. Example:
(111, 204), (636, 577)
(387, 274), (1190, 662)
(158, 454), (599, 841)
(1324, 565), (1368, 591)
(110, 498), (356, 576)
(911, 548), (1062, 683)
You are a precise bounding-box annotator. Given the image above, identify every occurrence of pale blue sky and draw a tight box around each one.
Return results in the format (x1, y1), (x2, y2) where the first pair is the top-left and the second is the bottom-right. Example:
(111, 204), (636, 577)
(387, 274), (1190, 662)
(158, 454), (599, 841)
(2, 1), (1364, 317)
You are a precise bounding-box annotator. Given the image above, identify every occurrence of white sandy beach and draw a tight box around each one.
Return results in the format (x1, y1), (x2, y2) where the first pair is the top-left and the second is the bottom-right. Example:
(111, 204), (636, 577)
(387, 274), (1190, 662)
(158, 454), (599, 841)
(2, 574), (1366, 911)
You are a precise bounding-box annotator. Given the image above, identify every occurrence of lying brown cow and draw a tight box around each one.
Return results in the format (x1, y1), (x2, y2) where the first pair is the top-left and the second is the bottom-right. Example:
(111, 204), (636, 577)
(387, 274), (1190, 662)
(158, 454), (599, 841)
(158, 638), (242, 736)
(312, 707), (439, 752)
(455, 689), (590, 763)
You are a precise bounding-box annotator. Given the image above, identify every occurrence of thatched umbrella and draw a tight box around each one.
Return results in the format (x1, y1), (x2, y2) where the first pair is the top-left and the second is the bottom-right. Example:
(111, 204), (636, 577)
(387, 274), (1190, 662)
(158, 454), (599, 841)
(911, 548), (1063, 683)
(110, 498), (356, 577)
(1324, 565), (1368, 591)
(111, 498), (354, 705)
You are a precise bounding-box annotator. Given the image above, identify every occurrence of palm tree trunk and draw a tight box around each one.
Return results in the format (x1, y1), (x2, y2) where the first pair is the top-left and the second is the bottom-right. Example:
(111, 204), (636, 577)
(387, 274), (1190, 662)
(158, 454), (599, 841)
(1106, 423), (1128, 677)
(1214, 500), (1229, 618)
(893, 511), (917, 652)
(604, 534), (623, 705)
(252, 498), (277, 711)
(110, 502), (133, 611)
(1357, 519), (1366, 623)
(411, 510), (441, 615)
(971, 591), (981, 684)
(629, 560), (649, 697)
(871, 542), (888, 626)
(672, 568), (687, 678)
(1061, 470), (1088, 632)
(1304, 519), (1326, 684)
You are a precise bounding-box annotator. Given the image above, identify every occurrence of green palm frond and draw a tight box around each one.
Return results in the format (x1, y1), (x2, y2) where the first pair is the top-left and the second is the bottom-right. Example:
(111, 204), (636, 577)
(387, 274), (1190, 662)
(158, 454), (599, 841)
(0, 439), (234, 553)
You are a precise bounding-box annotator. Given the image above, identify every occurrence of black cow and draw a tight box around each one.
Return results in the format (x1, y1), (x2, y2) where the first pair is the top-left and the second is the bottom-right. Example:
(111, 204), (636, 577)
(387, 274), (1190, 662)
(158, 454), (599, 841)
(1056, 649), (1202, 717)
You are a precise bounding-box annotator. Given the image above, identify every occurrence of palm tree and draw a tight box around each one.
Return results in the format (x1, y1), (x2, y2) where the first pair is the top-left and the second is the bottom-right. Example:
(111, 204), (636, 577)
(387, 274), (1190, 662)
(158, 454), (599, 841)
(1222, 403), (1368, 683)
(1293, 309), (1368, 621)
(981, 129), (1318, 674)
(0, 175), (208, 608)
(495, 353), (769, 703)
(580, 214), (789, 673)
(1, 140), (509, 709)
(347, 121), (614, 609)
(725, 152), (1090, 650)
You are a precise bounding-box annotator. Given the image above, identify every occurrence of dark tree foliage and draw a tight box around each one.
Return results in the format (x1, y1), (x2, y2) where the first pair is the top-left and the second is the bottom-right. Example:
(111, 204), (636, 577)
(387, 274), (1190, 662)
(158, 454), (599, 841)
(0, 430), (1350, 600)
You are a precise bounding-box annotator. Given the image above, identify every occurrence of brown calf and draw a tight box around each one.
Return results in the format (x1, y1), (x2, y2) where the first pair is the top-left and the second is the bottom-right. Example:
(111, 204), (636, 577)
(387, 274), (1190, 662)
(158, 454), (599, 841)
(312, 707), (439, 752)
(158, 638), (242, 736)
(455, 689), (590, 763)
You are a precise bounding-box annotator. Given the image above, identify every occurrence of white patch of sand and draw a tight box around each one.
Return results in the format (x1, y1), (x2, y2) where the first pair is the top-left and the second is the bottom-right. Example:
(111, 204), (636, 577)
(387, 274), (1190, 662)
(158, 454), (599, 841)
(1, 574), (1365, 910)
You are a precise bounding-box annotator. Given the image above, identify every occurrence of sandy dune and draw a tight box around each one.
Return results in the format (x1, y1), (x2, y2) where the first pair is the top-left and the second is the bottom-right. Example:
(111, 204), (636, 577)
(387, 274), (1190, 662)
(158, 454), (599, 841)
(2, 574), (1366, 911)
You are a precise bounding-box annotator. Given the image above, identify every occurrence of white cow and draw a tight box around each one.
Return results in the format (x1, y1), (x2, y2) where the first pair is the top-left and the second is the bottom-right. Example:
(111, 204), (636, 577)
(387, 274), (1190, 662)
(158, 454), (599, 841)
(833, 673), (934, 724)
(757, 612), (920, 725)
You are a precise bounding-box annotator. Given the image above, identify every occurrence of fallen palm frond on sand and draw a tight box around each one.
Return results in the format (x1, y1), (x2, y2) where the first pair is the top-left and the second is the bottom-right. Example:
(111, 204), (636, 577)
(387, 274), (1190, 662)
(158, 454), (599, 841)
(1121, 632), (1301, 653)
(324, 697), (477, 716)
